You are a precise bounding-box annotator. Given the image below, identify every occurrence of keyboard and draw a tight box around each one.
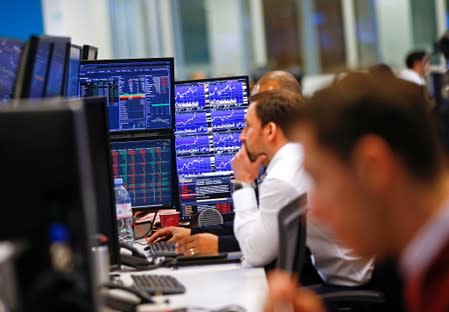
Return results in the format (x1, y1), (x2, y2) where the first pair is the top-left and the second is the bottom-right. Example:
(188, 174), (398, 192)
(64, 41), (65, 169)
(146, 241), (178, 257)
(131, 274), (186, 295)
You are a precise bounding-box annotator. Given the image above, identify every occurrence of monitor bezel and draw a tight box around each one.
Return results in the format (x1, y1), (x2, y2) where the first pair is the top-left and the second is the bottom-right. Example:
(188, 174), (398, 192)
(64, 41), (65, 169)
(42, 36), (71, 97)
(64, 44), (82, 97)
(109, 132), (180, 213)
(79, 57), (175, 136)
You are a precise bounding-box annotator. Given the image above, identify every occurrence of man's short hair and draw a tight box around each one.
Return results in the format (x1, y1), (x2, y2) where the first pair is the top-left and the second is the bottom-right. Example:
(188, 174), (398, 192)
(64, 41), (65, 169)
(256, 71), (302, 95)
(405, 50), (428, 69)
(250, 89), (303, 135)
(293, 72), (442, 181)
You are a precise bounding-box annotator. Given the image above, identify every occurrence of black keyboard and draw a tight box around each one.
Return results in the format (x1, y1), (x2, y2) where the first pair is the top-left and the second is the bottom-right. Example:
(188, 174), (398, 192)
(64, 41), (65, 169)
(131, 274), (186, 295)
(146, 241), (178, 257)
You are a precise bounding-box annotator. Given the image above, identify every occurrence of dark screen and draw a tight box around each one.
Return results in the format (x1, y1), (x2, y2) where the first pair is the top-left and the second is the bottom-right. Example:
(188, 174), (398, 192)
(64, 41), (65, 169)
(0, 99), (98, 310)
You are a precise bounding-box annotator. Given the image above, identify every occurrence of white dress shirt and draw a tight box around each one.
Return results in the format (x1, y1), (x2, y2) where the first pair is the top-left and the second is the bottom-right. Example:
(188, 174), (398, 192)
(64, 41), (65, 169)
(399, 68), (426, 86)
(307, 219), (374, 286)
(233, 142), (374, 286)
(233, 143), (308, 266)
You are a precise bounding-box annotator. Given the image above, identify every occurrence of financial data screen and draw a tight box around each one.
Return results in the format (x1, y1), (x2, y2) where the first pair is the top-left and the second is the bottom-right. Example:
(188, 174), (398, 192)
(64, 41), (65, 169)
(110, 139), (173, 209)
(79, 59), (173, 132)
(0, 38), (23, 101)
(174, 76), (249, 219)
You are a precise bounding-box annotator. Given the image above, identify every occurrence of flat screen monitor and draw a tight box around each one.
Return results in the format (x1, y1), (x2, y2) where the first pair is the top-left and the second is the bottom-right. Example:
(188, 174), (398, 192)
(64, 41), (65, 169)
(110, 136), (178, 211)
(0, 38), (24, 101)
(66, 44), (81, 97)
(79, 58), (175, 134)
(0, 99), (98, 311)
(174, 76), (249, 219)
(83, 97), (120, 267)
(14, 36), (53, 98)
(43, 36), (70, 97)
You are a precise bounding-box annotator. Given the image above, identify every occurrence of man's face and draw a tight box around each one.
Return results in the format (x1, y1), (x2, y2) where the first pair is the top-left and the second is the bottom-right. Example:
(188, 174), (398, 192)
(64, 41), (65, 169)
(298, 125), (392, 257)
(240, 102), (266, 162)
(417, 56), (430, 76)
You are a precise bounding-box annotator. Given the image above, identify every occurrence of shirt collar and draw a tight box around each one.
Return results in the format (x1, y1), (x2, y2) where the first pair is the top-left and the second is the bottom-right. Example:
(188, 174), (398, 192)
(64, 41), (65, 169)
(266, 143), (302, 175)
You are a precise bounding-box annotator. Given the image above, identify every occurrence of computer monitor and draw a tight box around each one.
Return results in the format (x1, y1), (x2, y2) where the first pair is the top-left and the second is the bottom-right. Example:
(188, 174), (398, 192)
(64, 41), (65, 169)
(14, 35), (52, 98)
(83, 97), (120, 267)
(81, 44), (98, 60)
(110, 136), (178, 211)
(65, 44), (81, 97)
(174, 76), (249, 220)
(0, 99), (98, 311)
(43, 36), (71, 97)
(79, 58), (175, 134)
(0, 38), (24, 101)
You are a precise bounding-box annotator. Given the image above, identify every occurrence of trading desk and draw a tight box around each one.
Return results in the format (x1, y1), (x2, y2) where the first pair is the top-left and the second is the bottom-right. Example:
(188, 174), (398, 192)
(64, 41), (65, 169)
(117, 263), (268, 311)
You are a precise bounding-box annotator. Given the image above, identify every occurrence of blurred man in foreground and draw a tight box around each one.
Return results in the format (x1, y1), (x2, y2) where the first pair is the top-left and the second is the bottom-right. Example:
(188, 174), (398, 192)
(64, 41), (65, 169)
(265, 73), (449, 312)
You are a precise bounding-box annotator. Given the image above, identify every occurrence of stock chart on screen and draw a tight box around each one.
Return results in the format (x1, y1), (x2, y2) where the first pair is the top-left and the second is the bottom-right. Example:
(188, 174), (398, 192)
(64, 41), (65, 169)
(110, 139), (173, 209)
(79, 58), (174, 133)
(174, 76), (249, 219)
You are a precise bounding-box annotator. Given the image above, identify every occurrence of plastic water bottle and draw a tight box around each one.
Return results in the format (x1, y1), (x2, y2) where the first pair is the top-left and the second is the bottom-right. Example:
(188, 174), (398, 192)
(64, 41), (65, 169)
(114, 178), (134, 244)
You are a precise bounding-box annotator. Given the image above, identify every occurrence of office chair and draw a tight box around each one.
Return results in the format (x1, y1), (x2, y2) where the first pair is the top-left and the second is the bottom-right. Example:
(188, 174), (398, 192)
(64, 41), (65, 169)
(276, 194), (385, 312)
(276, 194), (307, 276)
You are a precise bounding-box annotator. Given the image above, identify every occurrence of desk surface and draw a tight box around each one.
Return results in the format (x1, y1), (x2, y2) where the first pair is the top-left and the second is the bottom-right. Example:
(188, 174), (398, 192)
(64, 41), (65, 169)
(117, 263), (267, 312)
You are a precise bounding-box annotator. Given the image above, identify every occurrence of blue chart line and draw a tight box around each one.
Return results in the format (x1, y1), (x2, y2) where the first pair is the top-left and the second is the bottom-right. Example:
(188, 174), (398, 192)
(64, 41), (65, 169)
(210, 109), (245, 130)
(215, 154), (234, 171)
(175, 84), (206, 109)
(177, 156), (212, 175)
(175, 112), (208, 134)
(176, 135), (210, 155)
(208, 80), (244, 106)
(213, 132), (241, 153)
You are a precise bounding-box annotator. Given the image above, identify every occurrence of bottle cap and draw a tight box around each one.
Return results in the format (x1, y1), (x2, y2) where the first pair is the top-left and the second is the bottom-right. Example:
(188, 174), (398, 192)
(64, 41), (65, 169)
(49, 223), (69, 242)
(114, 178), (123, 186)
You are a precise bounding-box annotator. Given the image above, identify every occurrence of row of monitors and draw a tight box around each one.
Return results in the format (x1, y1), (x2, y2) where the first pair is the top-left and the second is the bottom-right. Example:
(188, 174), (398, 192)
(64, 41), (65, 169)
(0, 36), (249, 220)
(0, 36), (98, 101)
(108, 74), (249, 220)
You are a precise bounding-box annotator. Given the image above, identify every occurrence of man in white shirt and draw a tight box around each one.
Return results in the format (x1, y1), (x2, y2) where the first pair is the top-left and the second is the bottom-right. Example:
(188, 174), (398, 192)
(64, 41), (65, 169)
(399, 50), (430, 86)
(231, 89), (307, 267)
(233, 72), (374, 290)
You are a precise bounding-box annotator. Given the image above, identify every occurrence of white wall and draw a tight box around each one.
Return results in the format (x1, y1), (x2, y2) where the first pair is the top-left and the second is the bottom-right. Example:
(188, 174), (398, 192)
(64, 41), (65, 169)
(374, 0), (413, 68)
(42, 0), (113, 58)
(204, 0), (248, 76)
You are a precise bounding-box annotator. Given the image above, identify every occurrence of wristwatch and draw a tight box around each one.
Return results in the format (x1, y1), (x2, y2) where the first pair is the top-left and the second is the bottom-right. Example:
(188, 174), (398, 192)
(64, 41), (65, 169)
(231, 179), (256, 192)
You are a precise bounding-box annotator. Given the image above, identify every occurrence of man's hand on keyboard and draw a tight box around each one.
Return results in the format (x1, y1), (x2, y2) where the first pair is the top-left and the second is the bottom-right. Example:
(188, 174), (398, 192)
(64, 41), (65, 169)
(175, 233), (219, 256)
(148, 226), (191, 244)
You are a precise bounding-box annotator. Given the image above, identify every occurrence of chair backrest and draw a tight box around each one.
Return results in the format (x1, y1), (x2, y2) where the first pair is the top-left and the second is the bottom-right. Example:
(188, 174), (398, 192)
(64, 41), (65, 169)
(276, 194), (307, 277)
